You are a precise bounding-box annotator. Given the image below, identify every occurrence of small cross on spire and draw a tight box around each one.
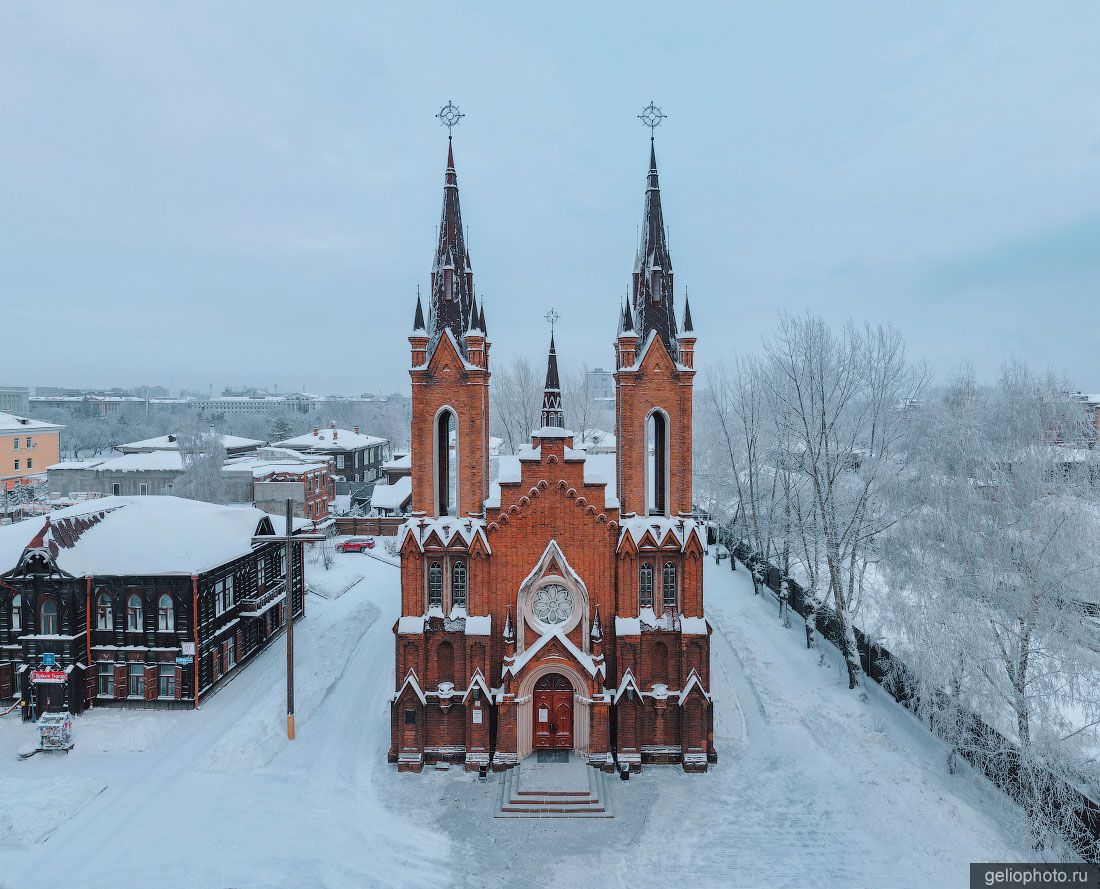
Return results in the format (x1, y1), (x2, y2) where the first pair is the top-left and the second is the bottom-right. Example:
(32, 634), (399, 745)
(638, 101), (667, 137)
(436, 100), (464, 137)
(544, 308), (561, 335)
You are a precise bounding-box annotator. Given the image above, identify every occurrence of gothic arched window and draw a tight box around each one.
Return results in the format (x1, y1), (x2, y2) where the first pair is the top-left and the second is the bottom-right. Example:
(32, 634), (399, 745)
(451, 561), (467, 611)
(96, 591), (113, 630)
(11, 594), (21, 631)
(158, 594), (175, 631)
(435, 409), (458, 516)
(639, 562), (654, 609)
(646, 411), (669, 516)
(427, 563), (444, 610)
(127, 594), (143, 632)
(663, 562), (678, 609)
(40, 600), (58, 635)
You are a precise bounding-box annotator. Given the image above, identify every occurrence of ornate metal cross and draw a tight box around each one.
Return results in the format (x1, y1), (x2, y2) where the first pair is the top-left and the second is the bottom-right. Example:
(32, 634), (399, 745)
(544, 308), (561, 335)
(638, 101), (667, 135)
(436, 101), (464, 136)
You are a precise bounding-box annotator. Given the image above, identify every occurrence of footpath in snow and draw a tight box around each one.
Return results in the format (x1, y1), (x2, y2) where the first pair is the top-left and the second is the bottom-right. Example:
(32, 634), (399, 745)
(0, 551), (1028, 889)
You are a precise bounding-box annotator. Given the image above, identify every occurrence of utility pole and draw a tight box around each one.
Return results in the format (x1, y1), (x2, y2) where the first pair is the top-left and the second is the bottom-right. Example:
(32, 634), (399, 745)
(255, 498), (323, 740)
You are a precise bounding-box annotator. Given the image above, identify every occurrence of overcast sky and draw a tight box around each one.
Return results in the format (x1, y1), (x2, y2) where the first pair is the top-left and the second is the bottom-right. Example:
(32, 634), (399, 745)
(2, 2), (1098, 396)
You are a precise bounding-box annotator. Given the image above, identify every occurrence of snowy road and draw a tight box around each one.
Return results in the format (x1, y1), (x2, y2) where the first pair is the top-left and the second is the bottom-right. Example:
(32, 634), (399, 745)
(0, 552), (1026, 889)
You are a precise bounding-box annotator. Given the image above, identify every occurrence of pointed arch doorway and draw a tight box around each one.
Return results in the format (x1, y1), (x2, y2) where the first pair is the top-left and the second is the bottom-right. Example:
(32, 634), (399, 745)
(533, 673), (573, 750)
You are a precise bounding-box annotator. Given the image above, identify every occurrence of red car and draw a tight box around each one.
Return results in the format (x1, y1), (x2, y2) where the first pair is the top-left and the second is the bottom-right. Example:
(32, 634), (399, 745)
(338, 536), (376, 553)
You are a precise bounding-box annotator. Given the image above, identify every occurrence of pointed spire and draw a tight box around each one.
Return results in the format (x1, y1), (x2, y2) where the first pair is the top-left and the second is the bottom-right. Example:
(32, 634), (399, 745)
(478, 302), (486, 335)
(503, 606), (514, 641)
(682, 291), (693, 333)
(412, 288), (426, 332)
(540, 333), (565, 428)
(591, 603), (603, 642)
(630, 137), (678, 356)
(621, 297), (635, 334)
(429, 136), (475, 352)
(467, 290), (479, 333)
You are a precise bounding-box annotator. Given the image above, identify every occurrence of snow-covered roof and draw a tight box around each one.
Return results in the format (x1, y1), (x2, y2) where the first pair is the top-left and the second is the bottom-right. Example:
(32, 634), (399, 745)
(275, 428), (387, 452)
(92, 451), (184, 472)
(398, 516), (490, 553)
(48, 458), (108, 471)
(382, 452), (411, 471)
(504, 626), (601, 679)
(0, 496), (279, 577)
(118, 433), (264, 453)
(575, 428), (616, 451)
(619, 515), (703, 550)
(370, 476), (412, 510)
(532, 426), (574, 440)
(224, 447), (329, 479)
(486, 449), (618, 510)
(0, 412), (63, 433)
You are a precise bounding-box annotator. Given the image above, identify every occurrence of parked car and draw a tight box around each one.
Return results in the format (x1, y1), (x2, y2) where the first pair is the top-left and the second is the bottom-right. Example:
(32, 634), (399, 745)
(338, 536), (376, 553)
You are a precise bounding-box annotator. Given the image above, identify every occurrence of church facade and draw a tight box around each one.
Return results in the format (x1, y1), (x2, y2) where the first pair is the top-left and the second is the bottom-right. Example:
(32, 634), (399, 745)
(389, 136), (715, 774)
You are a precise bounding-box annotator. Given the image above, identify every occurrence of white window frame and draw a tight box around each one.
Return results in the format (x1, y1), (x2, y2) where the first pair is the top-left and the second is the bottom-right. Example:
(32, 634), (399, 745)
(128, 663), (144, 697)
(157, 594), (174, 631)
(98, 662), (114, 697)
(11, 594), (21, 631)
(96, 592), (112, 630)
(126, 594), (143, 631)
(40, 600), (58, 634)
(138, 483), (148, 496)
(158, 664), (175, 698)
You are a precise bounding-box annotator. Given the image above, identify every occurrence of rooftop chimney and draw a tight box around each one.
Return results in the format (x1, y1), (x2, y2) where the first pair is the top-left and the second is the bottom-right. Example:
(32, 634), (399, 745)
(353, 424), (360, 435)
(313, 426), (319, 437)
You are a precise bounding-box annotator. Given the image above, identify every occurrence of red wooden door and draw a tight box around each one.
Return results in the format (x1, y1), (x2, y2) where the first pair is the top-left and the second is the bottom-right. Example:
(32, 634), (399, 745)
(533, 674), (573, 750)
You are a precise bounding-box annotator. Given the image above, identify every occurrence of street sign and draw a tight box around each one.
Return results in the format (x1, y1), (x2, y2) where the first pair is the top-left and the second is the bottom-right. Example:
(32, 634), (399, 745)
(41, 653), (56, 667)
(175, 657), (193, 666)
(30, 670), (66, 684)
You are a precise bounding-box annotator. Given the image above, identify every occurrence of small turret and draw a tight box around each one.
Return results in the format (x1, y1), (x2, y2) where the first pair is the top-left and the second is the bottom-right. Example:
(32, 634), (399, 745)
(540, 333), (564, 429)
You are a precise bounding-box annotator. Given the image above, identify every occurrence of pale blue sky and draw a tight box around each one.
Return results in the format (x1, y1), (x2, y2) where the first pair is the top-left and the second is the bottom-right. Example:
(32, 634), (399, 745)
(2, 2), (1098, 395)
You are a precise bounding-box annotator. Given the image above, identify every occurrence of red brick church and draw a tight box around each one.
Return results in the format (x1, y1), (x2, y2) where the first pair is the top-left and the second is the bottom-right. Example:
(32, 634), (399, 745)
(389, 132), (715, 774)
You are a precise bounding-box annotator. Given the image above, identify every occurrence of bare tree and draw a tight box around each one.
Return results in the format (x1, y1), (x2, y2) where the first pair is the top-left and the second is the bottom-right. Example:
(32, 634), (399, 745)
(490, 354), (541, 454)
(763, 312), (924, 689)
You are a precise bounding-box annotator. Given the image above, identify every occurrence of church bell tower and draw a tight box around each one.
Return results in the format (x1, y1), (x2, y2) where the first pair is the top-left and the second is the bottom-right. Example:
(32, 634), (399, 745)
(615, 132), (696, 519)
(408, 123), (491, 519)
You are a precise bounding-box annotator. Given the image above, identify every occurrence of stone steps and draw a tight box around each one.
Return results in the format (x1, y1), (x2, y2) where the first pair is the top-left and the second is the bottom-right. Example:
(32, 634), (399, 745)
(495, 757), (614, 818)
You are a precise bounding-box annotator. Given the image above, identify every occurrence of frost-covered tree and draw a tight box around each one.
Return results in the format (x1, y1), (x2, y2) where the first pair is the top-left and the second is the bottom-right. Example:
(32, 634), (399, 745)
(171, 419), (229, 504)
(882, 362), (1100, 846)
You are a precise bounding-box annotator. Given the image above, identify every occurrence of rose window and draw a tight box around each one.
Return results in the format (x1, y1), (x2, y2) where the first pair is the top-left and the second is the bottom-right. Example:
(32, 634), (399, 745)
(531, 584), (572, 625)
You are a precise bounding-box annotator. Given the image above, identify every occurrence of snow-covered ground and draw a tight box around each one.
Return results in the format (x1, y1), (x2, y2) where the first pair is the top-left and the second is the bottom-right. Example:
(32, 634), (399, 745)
(0, 552), (1028, 889)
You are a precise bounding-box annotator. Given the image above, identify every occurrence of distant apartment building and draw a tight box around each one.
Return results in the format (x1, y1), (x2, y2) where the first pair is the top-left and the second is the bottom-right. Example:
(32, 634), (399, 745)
(46, 437), (332, 520)
(1, 412), (63, 493)
(0, 387), (30, 415)
(586, 367), (616, 401)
